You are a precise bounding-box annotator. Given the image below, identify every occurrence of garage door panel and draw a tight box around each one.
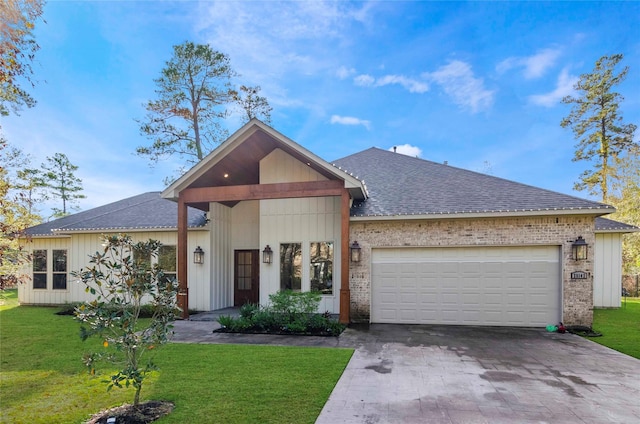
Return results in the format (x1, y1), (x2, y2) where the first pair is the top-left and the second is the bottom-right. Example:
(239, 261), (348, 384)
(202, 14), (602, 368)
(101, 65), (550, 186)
(372, 246), (561, 327)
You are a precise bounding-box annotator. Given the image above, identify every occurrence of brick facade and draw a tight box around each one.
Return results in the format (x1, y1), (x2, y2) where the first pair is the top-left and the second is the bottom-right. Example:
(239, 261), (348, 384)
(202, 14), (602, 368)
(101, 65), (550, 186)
(348, 215), (596, 326)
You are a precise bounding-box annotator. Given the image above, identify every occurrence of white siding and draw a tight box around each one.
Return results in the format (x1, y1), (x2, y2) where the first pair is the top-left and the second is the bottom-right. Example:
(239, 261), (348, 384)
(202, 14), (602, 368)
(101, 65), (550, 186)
(186, 230), (211, 311)
(209, 202), (233, 310)
(231, 200), (259, 250)
(259, 148), (342, 313)
(594, 233), (622, 308)
(19, 230), (211, 310)
(18, 237), (71, 305)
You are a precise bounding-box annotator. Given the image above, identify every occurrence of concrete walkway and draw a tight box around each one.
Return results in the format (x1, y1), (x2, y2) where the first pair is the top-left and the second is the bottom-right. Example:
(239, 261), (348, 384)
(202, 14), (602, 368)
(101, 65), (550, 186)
(171, 320), (640, 423)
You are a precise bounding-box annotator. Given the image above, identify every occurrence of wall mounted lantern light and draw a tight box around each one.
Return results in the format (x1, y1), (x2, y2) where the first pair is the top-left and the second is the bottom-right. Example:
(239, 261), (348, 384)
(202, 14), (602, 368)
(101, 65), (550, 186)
(350, 241), (362, 263)
(193, 246), (205, 264)
(572, 236), (588, 261)
(262, 245), (273, 264)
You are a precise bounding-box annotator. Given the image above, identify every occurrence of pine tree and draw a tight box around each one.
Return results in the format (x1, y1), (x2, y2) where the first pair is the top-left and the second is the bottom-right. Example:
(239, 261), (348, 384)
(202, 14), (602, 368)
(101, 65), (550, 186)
(561, 54), (637, 202)
(41, 153), (85, 217)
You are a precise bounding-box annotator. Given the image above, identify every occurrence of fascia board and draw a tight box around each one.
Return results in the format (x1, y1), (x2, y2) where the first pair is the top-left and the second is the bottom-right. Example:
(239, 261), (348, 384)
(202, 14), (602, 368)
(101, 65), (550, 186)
(350, 208), (615, 222)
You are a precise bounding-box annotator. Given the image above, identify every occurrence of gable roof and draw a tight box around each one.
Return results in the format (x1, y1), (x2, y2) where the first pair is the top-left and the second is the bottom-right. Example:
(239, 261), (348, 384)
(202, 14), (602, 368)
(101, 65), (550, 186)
(162, 119), (367, 208)
(595, 217), (640, 233)
(333, 147), (614, 219)
(24, 192), (207, 237)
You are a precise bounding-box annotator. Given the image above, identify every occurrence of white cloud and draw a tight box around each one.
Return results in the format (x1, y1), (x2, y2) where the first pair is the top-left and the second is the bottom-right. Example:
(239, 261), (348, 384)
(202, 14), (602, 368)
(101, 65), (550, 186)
(353, 74), (429, 93)
(330, 115), (371, 130)
(375, 75), (429, 93)
(354, 74), (375, 86)
(529, 68), (578, 107)
(336, 66), (356, 79)
(389, 144), (422, 157)
(497, 48), (561, 79)
(426, 61), (494, 113)
(196, 1), (375, 107)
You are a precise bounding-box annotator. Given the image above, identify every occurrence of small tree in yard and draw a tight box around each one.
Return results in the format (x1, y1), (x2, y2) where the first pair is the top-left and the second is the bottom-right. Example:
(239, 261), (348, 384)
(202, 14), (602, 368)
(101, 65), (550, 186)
(73, 234), (178, 406)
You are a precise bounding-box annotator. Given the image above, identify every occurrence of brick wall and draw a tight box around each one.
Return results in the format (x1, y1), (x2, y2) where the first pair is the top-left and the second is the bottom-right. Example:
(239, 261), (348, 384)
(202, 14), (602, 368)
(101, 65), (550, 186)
(348, 215), (596, 326)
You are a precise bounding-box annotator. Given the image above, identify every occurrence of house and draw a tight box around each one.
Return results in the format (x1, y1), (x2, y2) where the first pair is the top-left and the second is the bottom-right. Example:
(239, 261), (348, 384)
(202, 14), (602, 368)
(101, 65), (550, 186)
(20, 120), (637, 327)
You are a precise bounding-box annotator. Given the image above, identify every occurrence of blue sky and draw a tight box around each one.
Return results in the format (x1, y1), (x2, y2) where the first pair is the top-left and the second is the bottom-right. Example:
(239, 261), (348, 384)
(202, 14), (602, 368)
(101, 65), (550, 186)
(3, 1), (639, 217)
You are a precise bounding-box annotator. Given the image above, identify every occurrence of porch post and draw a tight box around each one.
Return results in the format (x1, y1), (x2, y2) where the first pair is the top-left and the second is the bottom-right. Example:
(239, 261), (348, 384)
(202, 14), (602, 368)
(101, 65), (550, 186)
(339, 188), (351, 324)
(177, 193), (189, 319)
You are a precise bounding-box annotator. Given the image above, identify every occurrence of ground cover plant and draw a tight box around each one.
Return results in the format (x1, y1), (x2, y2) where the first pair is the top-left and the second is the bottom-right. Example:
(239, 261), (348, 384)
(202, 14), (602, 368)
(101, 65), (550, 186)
(216, 290), (346, 336)
(0, 290), (353, 423)
(591, 297), (640, 359)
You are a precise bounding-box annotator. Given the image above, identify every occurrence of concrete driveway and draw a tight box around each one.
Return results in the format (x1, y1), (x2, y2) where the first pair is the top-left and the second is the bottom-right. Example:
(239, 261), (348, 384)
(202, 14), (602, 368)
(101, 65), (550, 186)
(316, 324), (640, 424)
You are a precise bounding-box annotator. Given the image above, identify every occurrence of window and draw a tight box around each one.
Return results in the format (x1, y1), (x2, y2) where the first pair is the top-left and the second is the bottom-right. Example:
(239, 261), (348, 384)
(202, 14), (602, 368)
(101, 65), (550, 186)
(310, 242), (333, 295)
(280, 243), (302, 291)
(158, 245), (177, 283)
(33, 250), (47, 289)
(52, 250), (67, 290)
(133, 248), (151, 270)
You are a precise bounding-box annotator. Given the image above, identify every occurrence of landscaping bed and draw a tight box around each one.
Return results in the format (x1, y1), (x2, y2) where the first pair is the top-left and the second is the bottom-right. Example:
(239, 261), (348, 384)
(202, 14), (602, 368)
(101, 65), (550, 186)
(215, 292), (346, 337)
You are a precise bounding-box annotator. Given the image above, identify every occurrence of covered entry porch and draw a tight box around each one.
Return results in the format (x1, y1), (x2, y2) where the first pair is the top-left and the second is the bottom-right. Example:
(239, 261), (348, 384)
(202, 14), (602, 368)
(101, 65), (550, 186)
(162, 120), (367, 323)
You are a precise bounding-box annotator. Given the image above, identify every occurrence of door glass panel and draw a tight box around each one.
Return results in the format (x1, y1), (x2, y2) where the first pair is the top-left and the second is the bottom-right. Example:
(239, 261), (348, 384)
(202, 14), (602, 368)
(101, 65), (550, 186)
(238, 251), (251, 290)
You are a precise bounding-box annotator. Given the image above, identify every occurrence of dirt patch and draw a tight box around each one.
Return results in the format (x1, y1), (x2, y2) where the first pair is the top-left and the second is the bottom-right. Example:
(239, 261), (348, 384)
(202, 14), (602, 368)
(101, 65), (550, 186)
(85, 400), (174, 424)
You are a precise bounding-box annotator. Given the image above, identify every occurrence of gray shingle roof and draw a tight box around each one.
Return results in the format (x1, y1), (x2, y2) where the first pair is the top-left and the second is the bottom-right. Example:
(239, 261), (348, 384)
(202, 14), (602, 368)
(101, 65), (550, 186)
(595, 217), (639, 233)
(25, 192), (207, 236)
(333, 148), (613, 217)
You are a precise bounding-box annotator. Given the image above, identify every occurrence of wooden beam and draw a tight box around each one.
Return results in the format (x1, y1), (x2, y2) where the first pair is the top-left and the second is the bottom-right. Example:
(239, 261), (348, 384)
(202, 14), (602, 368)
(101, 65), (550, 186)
(182, 180), (344, 203)
(177, 194), (189, 319)
(339, 188), (351, 324)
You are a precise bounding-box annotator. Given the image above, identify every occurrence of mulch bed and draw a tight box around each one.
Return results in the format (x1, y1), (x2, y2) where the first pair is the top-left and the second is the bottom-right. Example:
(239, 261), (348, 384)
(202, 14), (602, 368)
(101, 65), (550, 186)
(85, 400), (174, 424)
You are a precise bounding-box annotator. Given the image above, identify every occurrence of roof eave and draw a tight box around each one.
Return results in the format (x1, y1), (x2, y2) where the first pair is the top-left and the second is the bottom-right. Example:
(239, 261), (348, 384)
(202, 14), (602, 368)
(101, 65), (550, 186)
(25, 226), (208, 237)
(595, 228), (640, 234)
(350, 207), (614, 221)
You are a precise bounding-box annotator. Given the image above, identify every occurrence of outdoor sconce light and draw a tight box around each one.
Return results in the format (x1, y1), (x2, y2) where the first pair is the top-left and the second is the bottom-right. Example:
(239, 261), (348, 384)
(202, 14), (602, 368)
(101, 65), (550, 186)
(193, 246), (204, 264)
(572, 236), (588, 261)
(262, 245), (273, 264)
(350, 241), (362, 263)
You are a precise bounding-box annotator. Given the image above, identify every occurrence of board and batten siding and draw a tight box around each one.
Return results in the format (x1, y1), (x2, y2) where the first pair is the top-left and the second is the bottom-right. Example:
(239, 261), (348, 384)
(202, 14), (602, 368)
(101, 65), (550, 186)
(18, 237), (71, 305)
(19, 230), (210, 310)
(209, 202), (233, 310)
(259, 148), (342, 313)
(594, 233), (623, 308)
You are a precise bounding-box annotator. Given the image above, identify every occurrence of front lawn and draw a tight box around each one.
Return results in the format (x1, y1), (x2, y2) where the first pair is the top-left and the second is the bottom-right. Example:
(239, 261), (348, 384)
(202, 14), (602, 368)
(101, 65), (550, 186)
(592, 297), (640, 359)
(0, 290), (353, 423)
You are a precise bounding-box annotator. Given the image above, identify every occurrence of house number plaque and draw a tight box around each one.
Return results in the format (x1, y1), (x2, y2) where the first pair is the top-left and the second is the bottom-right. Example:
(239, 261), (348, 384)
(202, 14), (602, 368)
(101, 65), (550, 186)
(571, 271), (589, 280)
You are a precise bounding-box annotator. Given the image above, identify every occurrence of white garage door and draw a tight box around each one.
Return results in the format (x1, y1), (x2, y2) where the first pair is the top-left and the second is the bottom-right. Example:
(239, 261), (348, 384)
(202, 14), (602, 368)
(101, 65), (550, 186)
(371, 246), (561, 327)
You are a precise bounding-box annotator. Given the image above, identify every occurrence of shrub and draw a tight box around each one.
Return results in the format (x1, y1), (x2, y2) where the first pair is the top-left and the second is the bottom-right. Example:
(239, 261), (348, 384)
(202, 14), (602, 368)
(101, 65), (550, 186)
(284, 319), (307, 334)
(217, 315), (235, 329)
(216, 291), (345, 336)
(268, 290), (321, 316)
(239, 302), (260, 319)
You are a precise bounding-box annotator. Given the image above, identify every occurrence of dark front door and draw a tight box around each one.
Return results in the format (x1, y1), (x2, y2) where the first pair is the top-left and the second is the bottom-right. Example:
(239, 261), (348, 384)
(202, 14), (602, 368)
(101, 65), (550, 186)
(234, 250), (259, 306)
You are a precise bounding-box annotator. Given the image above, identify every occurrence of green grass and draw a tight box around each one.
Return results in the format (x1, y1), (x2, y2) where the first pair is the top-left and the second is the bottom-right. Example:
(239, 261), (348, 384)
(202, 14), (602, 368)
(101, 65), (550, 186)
(0, 289), (353, 423)
(592, 297), (640, 359)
